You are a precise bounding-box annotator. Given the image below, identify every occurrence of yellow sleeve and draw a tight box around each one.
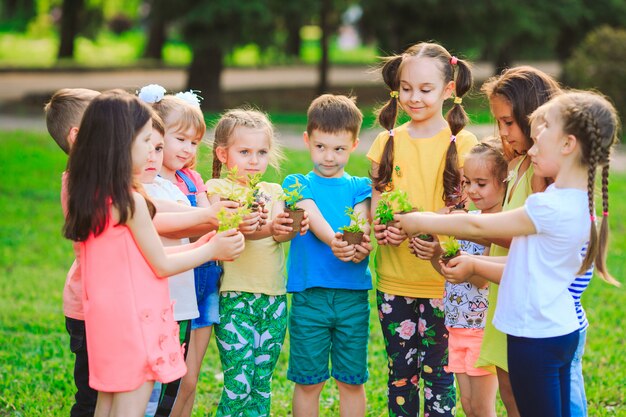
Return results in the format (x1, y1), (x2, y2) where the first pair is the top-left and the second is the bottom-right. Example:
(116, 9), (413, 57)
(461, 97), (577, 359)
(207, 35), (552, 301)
(366, 130), (391, 164)
(205, 178), (224, 196)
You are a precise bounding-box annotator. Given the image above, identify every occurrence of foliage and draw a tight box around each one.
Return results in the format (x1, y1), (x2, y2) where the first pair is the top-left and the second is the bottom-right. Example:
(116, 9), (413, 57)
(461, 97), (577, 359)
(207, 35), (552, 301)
(216, 206), (249, 232)
(339, 206), (367, 233)
(447, 184), (467, 211)
(563, 25), (626, 130)
(282, 178), (305, 210)
(1, 132), (626, 416)
(441, 236), (461, 258)
(213, 166), (252, 205)
(247, 172), (263, 207)
(375, 189), (414, 225)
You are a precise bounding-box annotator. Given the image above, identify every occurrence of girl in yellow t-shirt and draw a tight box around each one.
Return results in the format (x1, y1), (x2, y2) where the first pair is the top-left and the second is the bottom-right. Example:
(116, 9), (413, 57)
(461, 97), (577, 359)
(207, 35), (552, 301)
(206, 109), (308, 417)
(366, 42), (477, 416)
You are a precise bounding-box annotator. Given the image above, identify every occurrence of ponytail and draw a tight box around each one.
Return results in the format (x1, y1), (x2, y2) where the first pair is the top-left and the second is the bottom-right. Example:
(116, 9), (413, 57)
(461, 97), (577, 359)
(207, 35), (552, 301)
(372, 56), (402, 191)
(212, 148), (223, 179)
(443, 56), (473, 205)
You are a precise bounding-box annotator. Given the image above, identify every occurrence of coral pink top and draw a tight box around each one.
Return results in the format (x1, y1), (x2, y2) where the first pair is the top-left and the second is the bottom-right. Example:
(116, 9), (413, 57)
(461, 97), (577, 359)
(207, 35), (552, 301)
(80, 212), (186, 392)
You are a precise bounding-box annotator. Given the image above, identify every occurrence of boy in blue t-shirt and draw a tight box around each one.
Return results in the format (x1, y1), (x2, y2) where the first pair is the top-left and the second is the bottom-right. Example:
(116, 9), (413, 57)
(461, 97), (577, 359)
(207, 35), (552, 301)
(283, 94), (372, 416)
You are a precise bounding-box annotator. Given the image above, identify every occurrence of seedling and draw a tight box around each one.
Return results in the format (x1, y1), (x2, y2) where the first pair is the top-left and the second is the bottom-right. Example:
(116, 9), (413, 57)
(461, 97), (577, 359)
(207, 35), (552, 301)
(417, 233), (434, 242)
(216, 206), (250, 232)
(247, 173), (264, 209)
(446, 184), (468, 212)
(340, 207), (367, 246)
(440, 236), (461, 265)
(215, 166), (251, 205)
(283, 178), (306, 232)
(375, 189), (414, 225)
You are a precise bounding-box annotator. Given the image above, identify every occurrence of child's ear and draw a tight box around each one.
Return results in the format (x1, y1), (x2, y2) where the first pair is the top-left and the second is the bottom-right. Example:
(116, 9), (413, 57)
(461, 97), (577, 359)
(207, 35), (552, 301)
(562, 134), (578, 155)
(303, 131), (310, 146)
(444, 81), (456, 99)
(215, 146), (228, 163)
(67, 126), (79, 148)
(351, 137), (360, 151)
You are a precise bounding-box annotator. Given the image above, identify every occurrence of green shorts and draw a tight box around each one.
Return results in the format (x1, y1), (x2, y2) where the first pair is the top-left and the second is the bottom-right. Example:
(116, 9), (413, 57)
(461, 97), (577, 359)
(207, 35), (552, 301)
(287, 287), (370, 385)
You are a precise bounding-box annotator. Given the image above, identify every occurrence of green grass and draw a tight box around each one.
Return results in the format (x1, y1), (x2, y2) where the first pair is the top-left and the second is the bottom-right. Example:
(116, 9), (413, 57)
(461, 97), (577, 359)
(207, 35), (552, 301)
(1, 131), (625, 416)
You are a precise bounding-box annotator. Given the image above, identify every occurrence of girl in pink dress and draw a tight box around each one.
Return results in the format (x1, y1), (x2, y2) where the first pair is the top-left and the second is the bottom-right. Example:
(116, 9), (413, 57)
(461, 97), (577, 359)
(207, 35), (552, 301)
(63, 90), (245, 417)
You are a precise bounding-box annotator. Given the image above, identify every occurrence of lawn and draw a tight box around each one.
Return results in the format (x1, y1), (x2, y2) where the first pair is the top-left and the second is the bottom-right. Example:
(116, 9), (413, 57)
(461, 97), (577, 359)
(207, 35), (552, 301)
(0, 131), (624, 416)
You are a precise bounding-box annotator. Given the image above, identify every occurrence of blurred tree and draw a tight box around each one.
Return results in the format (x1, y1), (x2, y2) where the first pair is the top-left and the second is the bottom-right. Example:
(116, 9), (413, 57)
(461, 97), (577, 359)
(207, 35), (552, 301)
(179, 0), (275, 110)
(0, 0), (36, 31)
(142, 0), (176, 61)
(317, 0), (350, 94)
(57, 0), (84, 58)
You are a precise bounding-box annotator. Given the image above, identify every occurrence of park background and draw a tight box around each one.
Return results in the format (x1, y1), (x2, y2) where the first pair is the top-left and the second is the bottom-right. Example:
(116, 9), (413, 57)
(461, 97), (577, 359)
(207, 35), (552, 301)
(0, 0), (625, 415)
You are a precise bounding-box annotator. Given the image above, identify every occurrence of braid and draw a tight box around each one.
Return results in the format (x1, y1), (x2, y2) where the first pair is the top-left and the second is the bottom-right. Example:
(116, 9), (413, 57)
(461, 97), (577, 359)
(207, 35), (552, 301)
(597, 164), (620, 285)
(212, 148), (223, 179)
(580, 138), (599, 275)
(372, 55), (402, 191)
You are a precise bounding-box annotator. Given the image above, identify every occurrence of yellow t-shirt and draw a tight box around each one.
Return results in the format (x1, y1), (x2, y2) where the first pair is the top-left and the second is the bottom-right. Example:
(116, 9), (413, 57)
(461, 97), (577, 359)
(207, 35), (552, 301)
(205, 179), (286, 295)
(366, 124), (478, 298)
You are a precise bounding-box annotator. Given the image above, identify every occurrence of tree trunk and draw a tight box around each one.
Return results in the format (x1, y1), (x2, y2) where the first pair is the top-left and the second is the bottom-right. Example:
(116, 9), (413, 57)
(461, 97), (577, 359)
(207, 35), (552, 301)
(493, 44), (512, 76)
(187, 43), (223, 110)
(285, 18), (302, 58)
(317, 0), (331, 95)
(57, 0), (84, 59)
(143, 15), (166, 61)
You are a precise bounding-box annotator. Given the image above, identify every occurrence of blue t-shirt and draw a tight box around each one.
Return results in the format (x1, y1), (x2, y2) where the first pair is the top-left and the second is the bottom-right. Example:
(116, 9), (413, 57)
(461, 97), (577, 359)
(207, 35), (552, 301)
(283, 171), (372, 292)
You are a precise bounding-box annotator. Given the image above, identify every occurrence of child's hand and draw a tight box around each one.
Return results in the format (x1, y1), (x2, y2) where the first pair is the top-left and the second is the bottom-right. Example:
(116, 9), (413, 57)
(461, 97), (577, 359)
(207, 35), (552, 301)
(238, 211), (261, 235)
(352, 234), (373, 264)
(258, 203), (269, 229)
(298, 211), (310, 236)
(439, 254), (474, 284)
(385, 222), (408, 246)
(373, 219), (388, 245)
(193, 230), (217, 248)
(209, 229), (245, 261)
(409, 235), (441, 260)
(331, 232), (356, 262)
(271, 211), (295, 236)
(208, 200), (240, 219)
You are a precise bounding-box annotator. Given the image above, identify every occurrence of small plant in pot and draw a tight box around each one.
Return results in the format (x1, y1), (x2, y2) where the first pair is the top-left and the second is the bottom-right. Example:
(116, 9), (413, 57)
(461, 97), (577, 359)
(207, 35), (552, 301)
(417, 233), (434, 242)
(339, 207), (367, 245)
(282, 178), (306, 233)
(216, 206), (250, 232)
(440, 236), (461, 265)
(246, 173), (264, 211)
(375, 189), (415, 227)
(216, 166), (250, 205)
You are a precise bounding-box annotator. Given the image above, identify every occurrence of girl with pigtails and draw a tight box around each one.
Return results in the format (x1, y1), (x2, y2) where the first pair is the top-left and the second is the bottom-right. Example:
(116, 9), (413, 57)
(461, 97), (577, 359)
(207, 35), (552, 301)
(394, 91), (621, 417)
(366, 42), (478, 416)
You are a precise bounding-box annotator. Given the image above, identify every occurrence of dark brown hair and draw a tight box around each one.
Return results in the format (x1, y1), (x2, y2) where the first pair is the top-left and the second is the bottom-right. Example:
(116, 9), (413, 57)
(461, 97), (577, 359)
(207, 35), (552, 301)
(538, 91), (620, 285)
(306, 94), (363, 139)
(63, 90), (155, 241)
(372, 42), (472, 203)
(211, 108), (284, 179)
(482, 66), (562, 155)
(44, 88), (100, 154)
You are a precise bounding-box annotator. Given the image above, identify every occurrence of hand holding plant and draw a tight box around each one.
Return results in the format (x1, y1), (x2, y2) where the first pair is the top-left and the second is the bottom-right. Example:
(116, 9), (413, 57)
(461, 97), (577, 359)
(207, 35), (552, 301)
(282, 179), (306, 232)
(440, 236), (461, 265)
(339, 207), (367, 245)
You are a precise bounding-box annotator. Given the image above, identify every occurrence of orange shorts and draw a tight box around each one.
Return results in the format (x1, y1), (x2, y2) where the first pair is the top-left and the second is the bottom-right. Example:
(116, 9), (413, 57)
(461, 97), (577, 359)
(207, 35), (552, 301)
(445, 327), (495, 376)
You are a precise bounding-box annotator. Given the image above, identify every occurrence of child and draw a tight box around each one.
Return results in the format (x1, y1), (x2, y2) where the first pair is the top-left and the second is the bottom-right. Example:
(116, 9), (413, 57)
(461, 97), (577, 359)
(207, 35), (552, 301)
(476, 66), (561, 417)
(283, 94), (372, 416)
(435, 140), (507, 417)
(396, 90), (620, 417)
(44, 87), (100, 417)
(367, 42), (477, 416)
(63, 90), (245, 416)
(138, 85), (230, 417)
(206, 108), (307, 416)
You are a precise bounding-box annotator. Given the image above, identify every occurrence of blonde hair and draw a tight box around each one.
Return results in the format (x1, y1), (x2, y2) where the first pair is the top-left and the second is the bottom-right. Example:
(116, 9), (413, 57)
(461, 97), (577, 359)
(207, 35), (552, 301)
(211, 108), (284, 178)
(532, 90), (621, 285)
(44, 88), (100, 154)
(150, 95), (206, 169)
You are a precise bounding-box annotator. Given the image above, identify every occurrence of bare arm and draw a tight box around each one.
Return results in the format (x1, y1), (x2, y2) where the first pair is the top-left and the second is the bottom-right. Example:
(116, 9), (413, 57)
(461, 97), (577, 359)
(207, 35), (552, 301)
(127, 192), (245, 277)
(396, 207), (535, 241)
(297, 199), (335, 246)
(154, 200), (239, 239)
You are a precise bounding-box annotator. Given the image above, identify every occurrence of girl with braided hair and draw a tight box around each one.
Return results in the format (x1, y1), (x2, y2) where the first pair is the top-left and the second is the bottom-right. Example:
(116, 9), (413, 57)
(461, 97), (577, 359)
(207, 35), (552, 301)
(366, 41), (478, 416)
(393, 89), (621, 417)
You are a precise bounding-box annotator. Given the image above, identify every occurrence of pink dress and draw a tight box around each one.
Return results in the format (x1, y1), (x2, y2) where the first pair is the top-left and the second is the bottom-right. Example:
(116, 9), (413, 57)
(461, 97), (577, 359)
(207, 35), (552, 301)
(80, 214), (186, 392)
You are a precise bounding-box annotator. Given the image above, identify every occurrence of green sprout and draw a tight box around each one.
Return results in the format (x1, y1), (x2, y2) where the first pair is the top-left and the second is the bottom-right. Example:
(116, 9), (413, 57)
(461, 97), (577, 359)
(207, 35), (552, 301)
(247, 173), (263, 208)
(441, 237), (461, 258)
(375, 189), (414, 225)
(216, 206), (250, 232)
(214, 166), (252, 205)
(339, 207), (367, 233)
(283, 178), (305, 211)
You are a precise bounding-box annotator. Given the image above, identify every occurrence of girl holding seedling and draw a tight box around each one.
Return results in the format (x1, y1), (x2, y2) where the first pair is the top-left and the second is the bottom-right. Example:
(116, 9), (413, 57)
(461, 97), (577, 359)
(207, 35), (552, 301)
(367, 42), (477, 415)
(395, 90), (620, 417)
(206, 109), (308, 416)
(430, 140), (509, 417)
(63, 91), (245, 416)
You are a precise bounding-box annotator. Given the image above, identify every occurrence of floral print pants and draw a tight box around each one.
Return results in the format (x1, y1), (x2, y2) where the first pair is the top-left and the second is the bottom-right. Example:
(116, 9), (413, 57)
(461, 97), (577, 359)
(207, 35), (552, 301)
(377, 291), (456, 417)
(214, 292), (288, 417)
